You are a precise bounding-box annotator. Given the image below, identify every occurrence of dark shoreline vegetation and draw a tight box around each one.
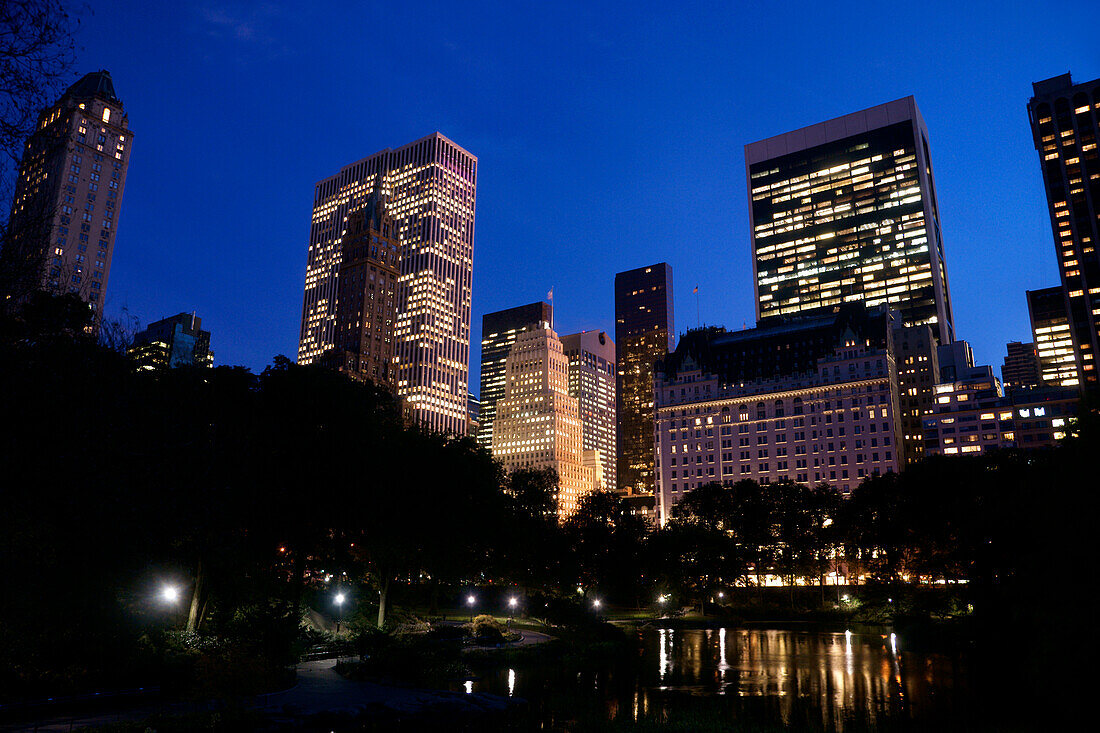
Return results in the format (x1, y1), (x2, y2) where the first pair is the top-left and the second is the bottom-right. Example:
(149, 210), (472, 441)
(0, 295), (1096, 730)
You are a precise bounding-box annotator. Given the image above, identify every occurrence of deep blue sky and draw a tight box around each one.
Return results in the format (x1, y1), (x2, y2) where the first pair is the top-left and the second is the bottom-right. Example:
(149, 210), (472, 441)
(77, 1), (1098, 390)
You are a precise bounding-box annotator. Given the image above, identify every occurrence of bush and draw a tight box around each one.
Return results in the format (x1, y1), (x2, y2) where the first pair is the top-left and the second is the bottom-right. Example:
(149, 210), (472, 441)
(466, 614), (507, 643)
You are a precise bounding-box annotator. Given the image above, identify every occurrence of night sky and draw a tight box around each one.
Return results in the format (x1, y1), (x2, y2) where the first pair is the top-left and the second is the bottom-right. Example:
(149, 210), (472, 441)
(76, 1), (1098, 391)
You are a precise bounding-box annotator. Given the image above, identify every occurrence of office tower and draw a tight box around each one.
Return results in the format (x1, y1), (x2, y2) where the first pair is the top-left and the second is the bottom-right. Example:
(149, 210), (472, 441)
(491, 327), (595, 520)
(653, 304), (903, 525)
(298, 133), (476, 433)
(1, 71), (132, 314)
(615, 263), (675, 495)
(467, 393), (480, 438)
(130, 313), (213, 370)
(323, 185), (400, 384)
(1001, 341), (1042, 391)
(893, 325), (939, 465)
(561, 330), (617, 490)
(746, 97), (955, 345)
(1028, 286), (1079, 386)
(937, 340), (977, 383)
(477, 302), (553, 448)
(1028, 73), (1100, 391)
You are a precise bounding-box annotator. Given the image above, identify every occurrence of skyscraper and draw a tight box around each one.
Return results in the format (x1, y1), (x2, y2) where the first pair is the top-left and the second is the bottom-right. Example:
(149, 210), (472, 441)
(1028, 73), (1100, 391)
(1, 71), (132, 314)
(130, 313), (213, 370)
(893, 324), (939, 465)
(745, 97), (955, 344)
(323, 185), (401, 385)
(1001, 341), (1042, 392)
(1028, 286), (1079, 387)
(477, 301), (553, 448)
(615, 263), (674, 495)
(561, 330), (617, 491)
(298, 133), (477, 433)
(491, 327), (595, 520)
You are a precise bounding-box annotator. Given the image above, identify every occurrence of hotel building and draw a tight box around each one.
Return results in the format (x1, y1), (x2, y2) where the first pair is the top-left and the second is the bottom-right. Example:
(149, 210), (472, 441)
(1028, 73), (1100, 391)
(491, 327), (596, 520)
(615, 263), (675, 495)
(323, 184), (401, 384)
(2, 71), (132, 315)
(745, 97), (955, 345)
(476, 301), (553, 448)
(561, 330), (617, 490)
(1028, 286), (1079, 387)
(298, 133), (476, 433)
(653, 304), (904, 525)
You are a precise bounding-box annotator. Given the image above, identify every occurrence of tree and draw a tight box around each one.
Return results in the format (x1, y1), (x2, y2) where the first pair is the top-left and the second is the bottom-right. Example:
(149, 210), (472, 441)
(564, 490), (649, 602)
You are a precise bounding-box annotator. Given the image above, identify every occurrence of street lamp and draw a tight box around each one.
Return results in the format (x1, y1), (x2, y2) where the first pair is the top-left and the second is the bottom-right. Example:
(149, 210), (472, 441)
(334, 592), (346, 634)
(508, 596), (518, 624)
(717, 591), (725, 600)
(467, 594), (476, 620)
(161, 585), (180, 604)
(592, 599), (601, 615)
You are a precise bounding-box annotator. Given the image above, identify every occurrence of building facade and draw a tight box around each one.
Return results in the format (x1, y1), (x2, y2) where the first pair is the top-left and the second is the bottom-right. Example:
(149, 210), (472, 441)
(298, 133), (476, 433)
(561, 330), (617, 491)
(615, 263), (675, 495)
(745, 96), (954, 345)
(1001, 341), (1042, 392)
(324, 185), (400, 384)
(2, 71), (132, 315)
(893, 324), (939, 465)
(130, 313), (213, 370)
(476, 302), (553, 448)
(467, 393), (480, 438)
(923, 380), (1078, 457)
(491, 327), (595, 520)
(1028, 286), (1079, 387)
(1028, 73), (1100, 391)
(653, 305), (904, 525)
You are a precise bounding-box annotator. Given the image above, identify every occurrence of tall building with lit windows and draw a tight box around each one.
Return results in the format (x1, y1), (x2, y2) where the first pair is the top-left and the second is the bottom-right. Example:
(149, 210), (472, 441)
(1, 71), (132, 314)
(298, 133), (477, 433)
(615, 263), (675, 496)
(1028, 73), (1100, 391)
(476, 301), (553, 448)
(561, 330), (617, 491)
(1028, 286), (1079, 387)
(745, 97), (955, 345)
(491, 327), (596, 520)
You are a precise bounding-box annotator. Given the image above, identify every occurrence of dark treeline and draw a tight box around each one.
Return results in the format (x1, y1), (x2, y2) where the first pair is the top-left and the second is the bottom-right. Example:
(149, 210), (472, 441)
(1, 295), (1096, 709)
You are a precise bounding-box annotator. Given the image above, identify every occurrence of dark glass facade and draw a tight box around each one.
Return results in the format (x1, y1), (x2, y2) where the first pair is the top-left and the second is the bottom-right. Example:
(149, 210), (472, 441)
(476, 301), (553, 448)
(615, 263), (674, 495)
(747, 100), (954, 346)
(1028, 73), (1100, 391)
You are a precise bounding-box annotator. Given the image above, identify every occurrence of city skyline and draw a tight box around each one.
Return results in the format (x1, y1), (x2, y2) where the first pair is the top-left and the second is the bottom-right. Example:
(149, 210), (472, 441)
(50, 1), (1098, 389)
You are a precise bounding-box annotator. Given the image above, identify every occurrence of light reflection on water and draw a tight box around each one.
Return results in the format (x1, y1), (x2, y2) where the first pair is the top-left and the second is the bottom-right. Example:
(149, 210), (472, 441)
(460, 627), (972, 730)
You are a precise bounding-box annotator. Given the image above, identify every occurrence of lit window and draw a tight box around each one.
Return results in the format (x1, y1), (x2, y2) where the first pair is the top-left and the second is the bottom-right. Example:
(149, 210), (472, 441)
(102, 108), (110, 123)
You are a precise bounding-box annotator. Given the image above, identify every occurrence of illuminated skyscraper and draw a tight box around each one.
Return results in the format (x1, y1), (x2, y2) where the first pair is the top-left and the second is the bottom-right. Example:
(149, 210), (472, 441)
(1028, 286), (1079, 387)
(745, 97), (955, 344)
(893, 324), (938, 465)
(491, 327), (595, 520)
(1028, 73), (1100, 390)
(129, 313), (213, 370)
(615, 263), (674, 495)
(298, 133), (476, 433)
(1, 71), (132, 315)
(1001, 341), (1042, 392)
(476, 301), (553, 448)
(561, 330), (617, 490)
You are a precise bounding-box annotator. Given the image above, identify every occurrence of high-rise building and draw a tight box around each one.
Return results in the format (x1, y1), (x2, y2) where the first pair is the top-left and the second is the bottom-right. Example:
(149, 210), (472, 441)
(323, 184), (400, 384)
(1028, 286), (1079, 387)
(1, 71), (132, 315)
(477, 301), (553, 448)
(653, 304), (903, 525)
(1028, 73), (1100, 391)
(745, 97), (955, 345)
(130, 313), (213, 370)
(893, 325), (939, 465)
(467, 393), (480, 438)
(298, 133), (477, 433)
(561, 330), (617, 490)
(1001, 341), (1042, 391)
(615, 263), (675, 495)
(491, 327), (596, 520)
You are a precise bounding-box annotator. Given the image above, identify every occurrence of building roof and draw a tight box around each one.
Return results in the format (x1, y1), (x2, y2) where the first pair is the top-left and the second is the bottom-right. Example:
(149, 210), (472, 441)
(63, 70), (120, 104)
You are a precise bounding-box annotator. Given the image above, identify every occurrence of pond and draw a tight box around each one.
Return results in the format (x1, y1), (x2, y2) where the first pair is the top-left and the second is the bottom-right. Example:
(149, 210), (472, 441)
(458, 627), (984, 730)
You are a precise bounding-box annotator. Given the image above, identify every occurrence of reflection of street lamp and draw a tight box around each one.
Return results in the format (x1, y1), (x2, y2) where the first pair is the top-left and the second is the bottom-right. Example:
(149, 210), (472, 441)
(335, 592), (346, 634)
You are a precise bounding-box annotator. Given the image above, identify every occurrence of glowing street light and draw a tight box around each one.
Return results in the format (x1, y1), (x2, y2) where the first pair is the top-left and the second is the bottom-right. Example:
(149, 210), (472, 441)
(334, 592), (347, 634)
(161, 585), (180, 604)
(717, 591), (725, 600)
(592, 599), (601, 612)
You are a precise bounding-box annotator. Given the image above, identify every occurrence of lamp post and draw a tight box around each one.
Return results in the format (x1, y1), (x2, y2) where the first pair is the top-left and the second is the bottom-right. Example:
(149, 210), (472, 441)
(467, 593), (476, 621)
(508, 596), (518, 625)
(334, 592), (346, 634)
(161, 585), (180, 604)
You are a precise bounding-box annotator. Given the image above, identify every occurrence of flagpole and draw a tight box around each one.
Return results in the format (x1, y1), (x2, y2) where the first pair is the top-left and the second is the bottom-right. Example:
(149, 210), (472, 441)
(694, 285), (700, 327)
